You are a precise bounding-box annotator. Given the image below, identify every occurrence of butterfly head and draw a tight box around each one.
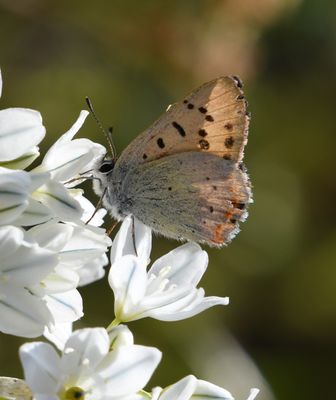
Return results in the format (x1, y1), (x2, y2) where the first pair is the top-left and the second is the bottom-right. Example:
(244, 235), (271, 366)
(92, 155), (115, 197)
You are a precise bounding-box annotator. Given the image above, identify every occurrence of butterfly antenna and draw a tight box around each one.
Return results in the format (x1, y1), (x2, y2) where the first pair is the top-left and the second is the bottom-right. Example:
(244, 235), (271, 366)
(108, 126), (118, 160)
(85, 96), (116, 160)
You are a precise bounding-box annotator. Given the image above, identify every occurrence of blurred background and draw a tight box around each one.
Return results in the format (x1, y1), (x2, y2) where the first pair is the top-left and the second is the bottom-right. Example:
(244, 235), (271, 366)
(1, 0), (335, 399)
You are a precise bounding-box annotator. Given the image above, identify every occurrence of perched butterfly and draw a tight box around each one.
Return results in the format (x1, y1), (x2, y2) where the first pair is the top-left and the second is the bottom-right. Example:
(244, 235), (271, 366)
(92, 76), (252, 247)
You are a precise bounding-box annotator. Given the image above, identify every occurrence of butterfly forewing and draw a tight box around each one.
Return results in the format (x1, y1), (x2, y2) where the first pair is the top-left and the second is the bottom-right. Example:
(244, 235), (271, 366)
(115, 76), (249, 174)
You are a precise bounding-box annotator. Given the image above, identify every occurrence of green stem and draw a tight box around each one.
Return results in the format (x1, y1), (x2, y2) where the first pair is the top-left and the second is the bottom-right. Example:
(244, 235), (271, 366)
(138, 389), (151, 399)
(106, 318), (120, 332)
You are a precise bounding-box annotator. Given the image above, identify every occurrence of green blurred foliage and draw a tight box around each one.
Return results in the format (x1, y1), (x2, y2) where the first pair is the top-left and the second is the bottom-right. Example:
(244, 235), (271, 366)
(1, 0), (336, 398)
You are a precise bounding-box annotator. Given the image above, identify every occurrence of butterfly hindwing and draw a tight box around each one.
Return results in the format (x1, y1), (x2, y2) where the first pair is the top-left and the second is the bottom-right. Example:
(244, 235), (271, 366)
(120, 151), (251, 246)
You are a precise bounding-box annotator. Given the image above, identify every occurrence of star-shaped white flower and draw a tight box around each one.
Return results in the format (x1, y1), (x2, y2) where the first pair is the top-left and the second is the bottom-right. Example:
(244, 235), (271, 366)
(20, 327), (162, 400)
(150, 375), (259, 400)
(0, 225), (58, 337)
(108, 217), (229, 323)
(0, 70), (45, 169)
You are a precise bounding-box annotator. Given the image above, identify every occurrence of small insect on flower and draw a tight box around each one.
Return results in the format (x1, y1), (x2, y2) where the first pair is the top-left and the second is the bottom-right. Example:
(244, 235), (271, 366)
(91, 76), (252, 247)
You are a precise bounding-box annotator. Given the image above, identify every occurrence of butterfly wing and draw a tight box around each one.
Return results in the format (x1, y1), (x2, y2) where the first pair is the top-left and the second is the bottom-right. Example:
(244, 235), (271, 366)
(114, 76), (249, 180)
(120, 151), (251, 246)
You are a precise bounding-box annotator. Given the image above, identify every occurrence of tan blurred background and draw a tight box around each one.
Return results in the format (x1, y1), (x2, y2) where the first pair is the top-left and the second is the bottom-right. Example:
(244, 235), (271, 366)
(1, 0), (336, 399)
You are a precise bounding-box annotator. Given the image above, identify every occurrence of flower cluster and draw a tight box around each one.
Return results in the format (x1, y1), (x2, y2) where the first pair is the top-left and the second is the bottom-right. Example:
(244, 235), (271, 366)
(0, 70), (111, 339)
(0, 70), (259, 400)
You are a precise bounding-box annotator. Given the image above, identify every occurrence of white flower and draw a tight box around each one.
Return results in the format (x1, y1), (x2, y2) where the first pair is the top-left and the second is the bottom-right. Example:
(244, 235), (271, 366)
(0, 70), (45, 169)
(0, 168), (31, 225)
(31, 110), (107, 225)
(108, 324), (134, 349)
(0, 225), (58, 337)
(37, 110), (105, 184)
(150, 375), (259, 400)
(20, 327), (162, 400)
(0, 108), (45, 168)
(27, 220), (111, 287)
(0, 70), (107, 227)
(108, 217), (229, 323)
(32, 179), (83, 223)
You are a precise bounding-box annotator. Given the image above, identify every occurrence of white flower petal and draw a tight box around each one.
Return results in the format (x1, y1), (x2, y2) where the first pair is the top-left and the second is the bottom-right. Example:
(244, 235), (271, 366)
(19, 341), (61, 394)
(0, 167), (30, 225)
(76, 254), (108, 286)
(151, 387), (164, 400)
(33, 180), (83, 221)
(110, 216), (152, 266)
(147, 295), (229, 322)
(45, 289), (83, 324)
(59, 224), (111, 268)
(149, 243), (208, 287)
(34, 394), (59, 400)
(54, 110), (89, 144)
(0, 284), (53, 337)
(0, 225), (58, 285)
(41, 265), (79, 294)
(40, 110), (106, 182)
(192, 379), (234, 400)
(44, 322), (73, 351)
(0, 147), (40, 169)
(108, 324), (134, 349)
(75, 192), (107, 227)
(28, 171), (50, 192)
(61, 328), (109, 375)
(27, 221), (73, 253)
(13, 198), (53, 226)
(0, 108), (45, 161)
(246, 388), (260, 400)
(158, 375), (197, 400)
(108, 255), (147, 321)
(42, 139), (105, 182)
(98, 345), (162, 397)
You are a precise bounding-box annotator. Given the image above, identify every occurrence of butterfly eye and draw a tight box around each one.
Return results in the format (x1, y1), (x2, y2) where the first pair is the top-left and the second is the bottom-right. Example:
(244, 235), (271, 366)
(99, 161), (114, 174)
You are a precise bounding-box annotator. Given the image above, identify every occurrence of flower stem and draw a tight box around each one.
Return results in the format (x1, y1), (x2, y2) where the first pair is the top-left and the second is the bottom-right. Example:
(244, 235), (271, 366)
(138, 389), (151, 399)
(106, 318), (120, 332)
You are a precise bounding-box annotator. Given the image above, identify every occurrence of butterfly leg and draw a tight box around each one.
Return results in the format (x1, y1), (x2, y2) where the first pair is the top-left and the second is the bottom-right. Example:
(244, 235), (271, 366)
(107, 219), (119, 236)
(85, 186), (107, 225)
(131, 215), (138, 257)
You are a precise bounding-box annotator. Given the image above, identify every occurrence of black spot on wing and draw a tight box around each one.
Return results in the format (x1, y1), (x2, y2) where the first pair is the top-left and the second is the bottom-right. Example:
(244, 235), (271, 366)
(172, 121), (186, 137)
(224, 136), (234, 148)
(198, 129), (207, 137)
(157, 138), (165, 149)
(199, 139), (210, 150)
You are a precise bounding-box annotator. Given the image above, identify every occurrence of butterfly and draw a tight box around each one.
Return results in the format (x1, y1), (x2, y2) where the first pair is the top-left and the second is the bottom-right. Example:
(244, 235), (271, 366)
(91, 76), (252, 247)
